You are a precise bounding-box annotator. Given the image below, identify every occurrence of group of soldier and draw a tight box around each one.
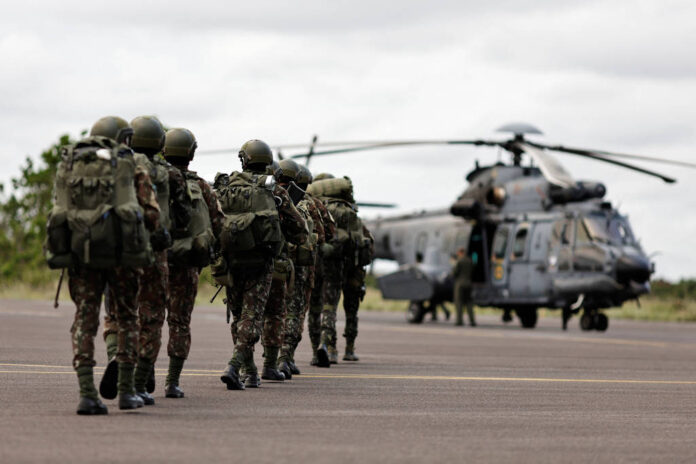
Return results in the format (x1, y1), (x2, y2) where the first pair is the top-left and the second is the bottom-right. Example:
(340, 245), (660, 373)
(46, 115), (373, 415)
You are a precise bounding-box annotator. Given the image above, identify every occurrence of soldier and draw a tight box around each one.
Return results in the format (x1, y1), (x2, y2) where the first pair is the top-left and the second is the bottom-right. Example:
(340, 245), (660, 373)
(48, 116), (160, 414)
(218, 140), (307, 391)
(162, 128), (223, 398)
(310, 174), (373, 366)
(452, 247), (476, 326)
(99, 116), (189, 406)
(277, 162), (329, 378)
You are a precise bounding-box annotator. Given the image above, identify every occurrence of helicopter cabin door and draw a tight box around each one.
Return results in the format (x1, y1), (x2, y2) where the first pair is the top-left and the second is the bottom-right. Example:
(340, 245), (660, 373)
(509, 221), (552, 299)
(490, 224), (512, 289)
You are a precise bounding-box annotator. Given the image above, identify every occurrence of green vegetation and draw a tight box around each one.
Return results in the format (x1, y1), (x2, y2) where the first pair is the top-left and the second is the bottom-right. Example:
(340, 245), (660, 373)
(0, 135), (695, 324)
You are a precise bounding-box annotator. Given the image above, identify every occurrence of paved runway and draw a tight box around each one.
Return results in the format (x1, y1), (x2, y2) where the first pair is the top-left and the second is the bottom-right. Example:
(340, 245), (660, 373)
(0, 299), (694, 463)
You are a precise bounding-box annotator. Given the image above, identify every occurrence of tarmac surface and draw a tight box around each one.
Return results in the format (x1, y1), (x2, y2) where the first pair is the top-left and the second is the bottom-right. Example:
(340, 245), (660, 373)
(0, 299), (695, 463)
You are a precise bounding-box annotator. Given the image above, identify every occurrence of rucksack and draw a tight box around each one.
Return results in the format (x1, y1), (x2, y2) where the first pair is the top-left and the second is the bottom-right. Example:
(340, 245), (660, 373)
(45, 136), (153, 269)
(169, 172), (214, 267)
(215, 171), (283, 269)
(135, 153), (171, 232)
(288, 197), (317, 267)
(323, 198), (364, 259)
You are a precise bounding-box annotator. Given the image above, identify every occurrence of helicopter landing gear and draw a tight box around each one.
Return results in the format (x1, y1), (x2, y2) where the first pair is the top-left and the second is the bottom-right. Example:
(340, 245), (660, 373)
(562, 306), (572, 331)
(579, 309), (609, 332)
(515, 308), (538, 329)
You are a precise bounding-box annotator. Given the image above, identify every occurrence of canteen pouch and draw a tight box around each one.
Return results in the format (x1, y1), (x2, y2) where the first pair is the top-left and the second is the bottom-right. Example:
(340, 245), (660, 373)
(220, 213), (256, 253)
(115, 204), (153, 267)
(69, 208), (119, 269)
(358, 241), (373, 267)
(211, 255), (234, 287)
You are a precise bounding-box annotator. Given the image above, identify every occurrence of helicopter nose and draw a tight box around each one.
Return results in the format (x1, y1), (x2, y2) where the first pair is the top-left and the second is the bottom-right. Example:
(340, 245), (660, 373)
(616, 253), (652, 284)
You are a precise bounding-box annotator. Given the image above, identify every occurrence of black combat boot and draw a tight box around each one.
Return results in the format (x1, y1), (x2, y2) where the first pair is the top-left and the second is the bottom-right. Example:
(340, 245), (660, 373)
(118, 363), (144, 410)
(99, 360), (118, 400)
(244, 372), (261, 388)
(262, 346), (285, 381)
(134, 358), (155, 405)
(278, 361), (293, 380)
(261, 366), (285, 381)
(343, 343), (360, 362)
(165, 384), (185, 398)
(220, 364), (245, 390)
(146, 365), (156, 393)
(316, 344), (330, 368)
(328, 346), (339, 364)
(77, 367), (108, 415)
(77, 396), (109, 415)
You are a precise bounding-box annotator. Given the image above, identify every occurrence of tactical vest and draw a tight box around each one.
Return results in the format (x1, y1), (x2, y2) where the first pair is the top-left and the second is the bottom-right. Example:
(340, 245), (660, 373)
(215, 171), (283, 269)
(45, 136), (153, 269)
(169, 172), (214, 267)
(288, 198), (317, 267)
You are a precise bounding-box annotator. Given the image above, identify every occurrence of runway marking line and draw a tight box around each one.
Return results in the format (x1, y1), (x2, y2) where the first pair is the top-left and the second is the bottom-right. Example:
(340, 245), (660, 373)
(382, 326), (679, 349)
(1, 364), (694, 386)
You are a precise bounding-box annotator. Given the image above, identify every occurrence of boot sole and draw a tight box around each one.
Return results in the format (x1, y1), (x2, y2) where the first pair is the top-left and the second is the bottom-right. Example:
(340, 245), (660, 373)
(316, 349), (330, 368)
(99, 360), (118, 400)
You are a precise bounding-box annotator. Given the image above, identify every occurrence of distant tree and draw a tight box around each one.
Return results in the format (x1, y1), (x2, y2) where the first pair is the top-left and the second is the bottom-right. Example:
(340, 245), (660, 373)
(0, 134), (75, 285)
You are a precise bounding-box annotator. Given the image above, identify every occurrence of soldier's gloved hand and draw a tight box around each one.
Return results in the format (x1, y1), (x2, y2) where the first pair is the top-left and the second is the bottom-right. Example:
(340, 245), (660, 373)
(150, 226), (172, 251)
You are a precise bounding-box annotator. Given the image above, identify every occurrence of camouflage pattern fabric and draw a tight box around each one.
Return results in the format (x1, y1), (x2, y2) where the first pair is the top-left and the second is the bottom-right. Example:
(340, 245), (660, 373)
(282, 263), (314, 358)
(320, 258), (344, 348)
(69, 265), (141, 369)
(167, 264), (199, 359)
(308, 258), (324, 349)
(103, 250), (168, 363)
(193, 172), (225, 237)
(342, 262), (365, 345)
(226, 266), (274, 368)
(311, 194), (336, 241)
(262, 273), (288, 349)
(133, 164), (161, 232)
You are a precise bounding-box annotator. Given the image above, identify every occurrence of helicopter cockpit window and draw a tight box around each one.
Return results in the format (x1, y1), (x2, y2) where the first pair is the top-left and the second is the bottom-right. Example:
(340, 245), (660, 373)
(493, 228), (509, 260)
(609, 217), (635, 245)
(513, 228), (527, 258)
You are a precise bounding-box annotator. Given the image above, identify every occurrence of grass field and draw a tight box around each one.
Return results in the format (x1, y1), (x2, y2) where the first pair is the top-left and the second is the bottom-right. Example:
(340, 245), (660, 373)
(3, 275), (696, 323)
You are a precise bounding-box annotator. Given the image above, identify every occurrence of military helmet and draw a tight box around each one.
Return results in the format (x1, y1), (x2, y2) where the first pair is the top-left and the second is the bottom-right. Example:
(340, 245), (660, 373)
(163, 128), (197, 159)
(296, 164), (313, 185)
(314, 172), (335, 181)
(89, 116), (133, 144)
(130, 116), (165, 152)
(278, 159), (301, 181)
(266, 160), (280, 177)
(239, 139), (273, 167)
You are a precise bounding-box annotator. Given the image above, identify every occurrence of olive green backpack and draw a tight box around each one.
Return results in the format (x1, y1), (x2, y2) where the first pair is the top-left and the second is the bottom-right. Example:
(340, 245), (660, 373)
(169, 172), (214, 267)
(214, 171), (283, 270)
(289, 197), (317, 267)
(45, 136), (153, 269)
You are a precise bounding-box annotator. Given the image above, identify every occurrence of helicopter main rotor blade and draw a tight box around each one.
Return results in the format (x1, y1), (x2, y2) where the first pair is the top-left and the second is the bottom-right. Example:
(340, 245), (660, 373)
(289, 139), (501, 159)
(526, 141), (696, 170)
(526, 142), (676, 183)
(356, 202), (398, 208)
(516, 143), (575, 188)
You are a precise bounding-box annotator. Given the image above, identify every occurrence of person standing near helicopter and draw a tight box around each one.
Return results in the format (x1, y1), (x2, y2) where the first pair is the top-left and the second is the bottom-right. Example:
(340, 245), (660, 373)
(453, 247), (476, 327)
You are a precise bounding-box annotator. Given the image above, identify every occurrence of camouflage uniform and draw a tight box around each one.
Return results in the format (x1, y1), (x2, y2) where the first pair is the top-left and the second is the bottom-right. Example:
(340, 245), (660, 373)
(281, 192), (331, 364)
(103, 159), (188, 367)
(307, 196), (336, 353)
(227, 181), (307, 373)
(341, 225), (374, 349)
(69, 157), (159, 395)
(168, 171), (224, 360)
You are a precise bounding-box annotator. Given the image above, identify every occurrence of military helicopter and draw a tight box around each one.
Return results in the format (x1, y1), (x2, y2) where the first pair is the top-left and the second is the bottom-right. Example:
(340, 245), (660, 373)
(281, 123), (696, 331)
(200, 124), (695, 331)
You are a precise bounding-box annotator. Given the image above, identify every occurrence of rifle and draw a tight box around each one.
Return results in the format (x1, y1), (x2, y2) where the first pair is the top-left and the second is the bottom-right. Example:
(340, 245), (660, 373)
(54, 269), (65, 309)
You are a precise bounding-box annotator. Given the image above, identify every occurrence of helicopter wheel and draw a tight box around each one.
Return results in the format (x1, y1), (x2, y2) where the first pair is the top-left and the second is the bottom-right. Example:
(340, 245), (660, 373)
(407, 301), (426, 324)
(594, 313), (609, 332)
(580, 311), (595, 331)
(515, 308), (538, 329)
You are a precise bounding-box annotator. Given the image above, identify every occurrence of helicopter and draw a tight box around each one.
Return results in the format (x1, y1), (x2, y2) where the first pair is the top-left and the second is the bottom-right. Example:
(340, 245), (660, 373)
(199, 124), (696, 331)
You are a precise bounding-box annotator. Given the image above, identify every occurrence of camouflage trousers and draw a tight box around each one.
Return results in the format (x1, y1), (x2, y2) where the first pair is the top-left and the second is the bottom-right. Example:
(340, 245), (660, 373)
(226, 264), (273, 369)
(320, 258), (345, 348)
(307, 259), (325, 350)
(263, 273), (288, 349)
(342, 263), (366, 346)
(104, 251), (168, 364)
(69, 265), (140, 370)
(167, 264), (200, 360)
(281, 264), (315, 359)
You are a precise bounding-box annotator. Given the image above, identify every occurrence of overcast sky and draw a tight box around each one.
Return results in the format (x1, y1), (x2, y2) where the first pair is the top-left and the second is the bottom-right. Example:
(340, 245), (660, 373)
(2, 0), (695, 280)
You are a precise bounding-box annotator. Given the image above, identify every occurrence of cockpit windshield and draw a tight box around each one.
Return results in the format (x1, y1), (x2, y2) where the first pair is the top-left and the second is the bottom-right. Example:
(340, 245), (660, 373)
(583, 213), (635, 246)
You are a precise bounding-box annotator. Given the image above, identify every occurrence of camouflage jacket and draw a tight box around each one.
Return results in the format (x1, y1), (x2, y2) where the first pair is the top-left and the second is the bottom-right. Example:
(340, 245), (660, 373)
(273, 184), (308, 246)
(311, 193), (336, 243)
(186, 169), (225, 238)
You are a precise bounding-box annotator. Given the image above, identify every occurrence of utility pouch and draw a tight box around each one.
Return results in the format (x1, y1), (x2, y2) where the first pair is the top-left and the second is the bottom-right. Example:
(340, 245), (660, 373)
(211, 255), (234, 287)
(116, 204), (153, 267)
(45, 209), (73, 269)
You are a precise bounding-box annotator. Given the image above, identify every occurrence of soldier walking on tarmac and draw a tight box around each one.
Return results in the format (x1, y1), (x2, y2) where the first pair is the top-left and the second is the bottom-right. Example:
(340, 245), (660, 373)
(452, 247), (476, 327)
(161, 128), (222, 398)
(46, 116), (160, 414)
(216, 140), (307, 391)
